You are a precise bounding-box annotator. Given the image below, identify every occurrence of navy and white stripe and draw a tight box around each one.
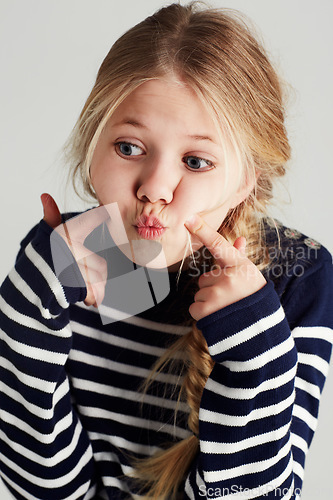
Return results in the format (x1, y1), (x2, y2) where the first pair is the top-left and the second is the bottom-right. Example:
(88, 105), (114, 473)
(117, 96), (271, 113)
(0, 218), (332, 499)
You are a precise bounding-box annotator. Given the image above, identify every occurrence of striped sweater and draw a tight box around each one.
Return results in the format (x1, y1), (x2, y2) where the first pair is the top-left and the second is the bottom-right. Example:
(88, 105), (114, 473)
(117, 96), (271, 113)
(0, 216), (332, 500)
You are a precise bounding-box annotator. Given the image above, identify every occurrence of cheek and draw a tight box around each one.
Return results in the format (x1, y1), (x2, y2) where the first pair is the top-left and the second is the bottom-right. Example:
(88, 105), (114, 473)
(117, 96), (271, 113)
(170, 181), (226, 240)
(192, 177), (227, 211)
(187, 189), (229, 226)
(201, 203), (230, 228)
(176, 183), (218, 215)
(91, 167), (132, 204)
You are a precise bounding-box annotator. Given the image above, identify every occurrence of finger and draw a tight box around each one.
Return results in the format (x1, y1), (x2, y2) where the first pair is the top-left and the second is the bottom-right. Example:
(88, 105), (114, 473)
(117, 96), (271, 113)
(61, 204), (111, 244)
(104, 202), (129, 246)
(78, 255), (107, 284)
(185, 214), (238, 267)
(84, 280), (106, 308)
(41, 193), (62, 229)
(233, 236), (247, 255)
(53, 206), (111, 264)
(193, 287), (211, 303)
(189, 300), (211, 322)
(198, 265), (222, 288)
(78, 260), (107, 307)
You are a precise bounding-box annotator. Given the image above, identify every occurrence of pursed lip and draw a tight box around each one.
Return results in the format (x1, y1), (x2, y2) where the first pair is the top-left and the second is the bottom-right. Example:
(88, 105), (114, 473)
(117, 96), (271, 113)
(135, 215), (165, 229)
(134, 215), (166, 240)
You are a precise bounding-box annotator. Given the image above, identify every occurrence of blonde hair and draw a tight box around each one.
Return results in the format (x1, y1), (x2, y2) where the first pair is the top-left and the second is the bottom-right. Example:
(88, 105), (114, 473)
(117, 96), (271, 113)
(65, 2), (291, 497)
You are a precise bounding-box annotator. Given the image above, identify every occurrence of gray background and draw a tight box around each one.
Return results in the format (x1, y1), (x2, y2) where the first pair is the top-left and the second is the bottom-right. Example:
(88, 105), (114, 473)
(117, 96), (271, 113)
(0, 0), (332, 498)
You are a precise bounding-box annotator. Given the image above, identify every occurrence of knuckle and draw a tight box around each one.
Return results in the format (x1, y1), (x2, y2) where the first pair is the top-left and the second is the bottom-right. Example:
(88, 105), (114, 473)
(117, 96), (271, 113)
(188, 302), (198, 320)
(189, 302), (205, 321)
(95, 255), (108, 274)
(198, 273), (208, 287)
(223, 265), (236, 278)
(194, 290), (202, 302)
(209, 286), (221, 301)
(209, 235), (223, 252)
(101, 257), (108, 272)
(209, 265), (222, 278)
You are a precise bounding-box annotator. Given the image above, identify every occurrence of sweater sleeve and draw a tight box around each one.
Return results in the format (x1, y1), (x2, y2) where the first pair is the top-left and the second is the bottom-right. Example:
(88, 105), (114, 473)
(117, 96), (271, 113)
(184, 250), (333, 499)
(0, 220), (98, 500)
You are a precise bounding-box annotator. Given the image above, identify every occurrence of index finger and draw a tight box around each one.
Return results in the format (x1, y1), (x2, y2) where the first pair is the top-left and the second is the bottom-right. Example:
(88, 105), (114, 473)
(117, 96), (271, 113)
(184, 214), (239, 266)
(56, 204), (111, 244)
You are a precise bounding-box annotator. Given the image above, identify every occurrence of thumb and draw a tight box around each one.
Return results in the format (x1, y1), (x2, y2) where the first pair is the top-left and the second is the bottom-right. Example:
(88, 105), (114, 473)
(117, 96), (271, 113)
(233, 236), (247, 255)
(41, 193), (62, 229)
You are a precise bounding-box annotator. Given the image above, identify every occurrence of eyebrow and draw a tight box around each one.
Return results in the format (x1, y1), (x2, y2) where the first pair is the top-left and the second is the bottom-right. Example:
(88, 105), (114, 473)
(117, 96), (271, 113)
(114, 118), (217, 144)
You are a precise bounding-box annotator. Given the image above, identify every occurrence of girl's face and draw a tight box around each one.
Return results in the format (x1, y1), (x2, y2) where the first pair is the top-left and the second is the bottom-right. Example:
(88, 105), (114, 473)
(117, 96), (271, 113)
(90, 79), (253, 269)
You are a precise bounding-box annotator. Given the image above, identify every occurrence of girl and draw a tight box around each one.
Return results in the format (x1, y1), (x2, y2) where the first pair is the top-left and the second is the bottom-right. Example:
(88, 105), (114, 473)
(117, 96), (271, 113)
(0, 2), (332, 499)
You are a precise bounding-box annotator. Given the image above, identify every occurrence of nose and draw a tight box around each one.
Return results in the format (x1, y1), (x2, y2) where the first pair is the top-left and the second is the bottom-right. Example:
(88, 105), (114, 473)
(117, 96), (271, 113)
(136, 157), (180, 204)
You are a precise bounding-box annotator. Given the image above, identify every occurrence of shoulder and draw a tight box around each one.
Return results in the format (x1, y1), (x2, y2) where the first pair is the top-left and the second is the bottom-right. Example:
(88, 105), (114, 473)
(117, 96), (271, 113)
(263, 218), (332, 267)
(262, 217), (333, 300)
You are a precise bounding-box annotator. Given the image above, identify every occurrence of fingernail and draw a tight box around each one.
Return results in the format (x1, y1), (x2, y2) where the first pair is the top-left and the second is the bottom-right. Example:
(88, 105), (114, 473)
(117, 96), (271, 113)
(40, 193), (50, 206)
(185, 214), (199, 228)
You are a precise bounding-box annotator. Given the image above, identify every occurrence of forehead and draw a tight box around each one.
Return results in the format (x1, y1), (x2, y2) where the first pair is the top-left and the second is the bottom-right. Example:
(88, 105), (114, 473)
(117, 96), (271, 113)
(109, 79), (219, 135)
(121, 79), (195, 104)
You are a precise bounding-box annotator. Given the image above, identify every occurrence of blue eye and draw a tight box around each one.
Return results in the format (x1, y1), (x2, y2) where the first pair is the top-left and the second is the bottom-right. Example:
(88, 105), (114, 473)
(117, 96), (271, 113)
(116, 142), (143, 156)
(184, 155), (214, 171)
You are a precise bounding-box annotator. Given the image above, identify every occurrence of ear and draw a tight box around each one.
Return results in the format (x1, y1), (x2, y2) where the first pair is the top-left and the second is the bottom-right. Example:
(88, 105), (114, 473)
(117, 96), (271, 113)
(229, 169), (260, 209)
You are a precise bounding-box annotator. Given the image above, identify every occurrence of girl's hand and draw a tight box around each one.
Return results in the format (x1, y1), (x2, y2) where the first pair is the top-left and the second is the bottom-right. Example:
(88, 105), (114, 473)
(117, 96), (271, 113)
(41, 193), (109, 308)
(185, 214), (267, 321)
